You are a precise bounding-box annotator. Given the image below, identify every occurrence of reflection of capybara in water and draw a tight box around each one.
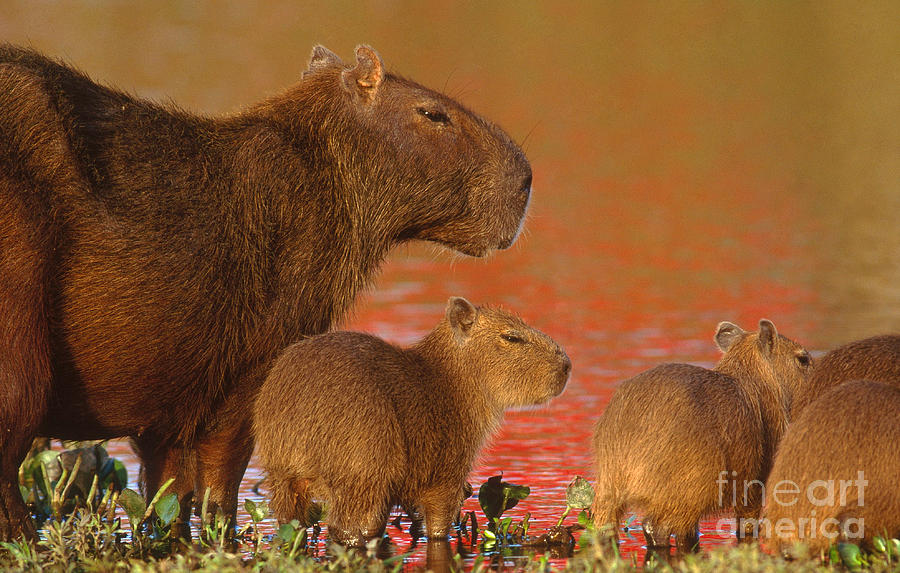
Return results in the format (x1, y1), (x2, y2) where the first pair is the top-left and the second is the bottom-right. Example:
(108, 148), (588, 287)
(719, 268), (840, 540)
(253, 297), (571, 546)
(591, 320), (811, 552)
(790, 334), (900, 416)
(763, 380), (900, 556)
(0, 43), (532, 539)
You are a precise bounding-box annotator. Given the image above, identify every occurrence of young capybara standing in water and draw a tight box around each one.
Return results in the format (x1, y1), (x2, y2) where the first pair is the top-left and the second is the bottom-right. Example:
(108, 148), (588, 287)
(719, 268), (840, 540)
(253, 297), (571, 546)
(591, 320), (811, 552)
(0, 44), (532, 539)
(763, 380), (900, 556)
(790, 334), (900, 416)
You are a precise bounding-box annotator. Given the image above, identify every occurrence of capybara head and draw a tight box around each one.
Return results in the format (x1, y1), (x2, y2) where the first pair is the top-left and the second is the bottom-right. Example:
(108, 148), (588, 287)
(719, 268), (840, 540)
(437, 297), (570, 406)
(714, 319), (812, 412)
(291, 45), (532, 257)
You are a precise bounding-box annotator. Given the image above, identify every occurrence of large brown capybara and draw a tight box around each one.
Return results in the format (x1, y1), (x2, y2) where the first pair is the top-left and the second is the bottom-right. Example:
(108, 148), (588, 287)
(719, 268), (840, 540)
(0, 44), (532, 540)
(591, 320), (811, 552)
(762, 380), (900, 556)
(790, 334), (900, 416)
(253, 297), (571, 546)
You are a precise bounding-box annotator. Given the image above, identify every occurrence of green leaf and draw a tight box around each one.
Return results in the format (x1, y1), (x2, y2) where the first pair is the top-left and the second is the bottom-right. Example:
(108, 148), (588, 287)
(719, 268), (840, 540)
(829, 545), (841, 564)
(873, 536), (887, 553)
(155, 493), (180, 526)
(478, 475), (530, 520)
(117, 488), (147, 528)
(837, 542), (863, 570)
(481, 528), (496, 540)
(577, 509), (592, 528)
(565, 476), (595, 510)
(245, 499), (268, 523)
(889, 538), (900, 558)
(500, 516), (512, 537)
(18, 485), (29, 503)
(277, 522), (298, 543)
(34, 450), (60, 472)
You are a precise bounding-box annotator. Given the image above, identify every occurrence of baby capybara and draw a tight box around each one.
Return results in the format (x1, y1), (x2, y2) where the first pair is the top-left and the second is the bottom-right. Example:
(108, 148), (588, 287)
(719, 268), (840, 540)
(790, 334), (900, 416)
(591, 320), (811, 552)
(763, 380), (900, 556)
(0, 43), (532, 539)
(253, 297), (571, 545)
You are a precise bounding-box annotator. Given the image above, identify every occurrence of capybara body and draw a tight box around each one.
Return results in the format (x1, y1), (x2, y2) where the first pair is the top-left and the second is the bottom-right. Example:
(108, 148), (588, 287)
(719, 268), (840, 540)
(591, 320), (811, 551)
(763, 380), (900, 555)
(0, 44), (532, 539)
(791, 334), (900, 416)
(253, 297), (571, 545)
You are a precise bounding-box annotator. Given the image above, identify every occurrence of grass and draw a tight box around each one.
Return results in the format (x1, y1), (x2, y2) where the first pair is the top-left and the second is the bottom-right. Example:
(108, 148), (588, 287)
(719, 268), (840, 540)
(2, 504), (899, 572)
(5, 442), (899, 571)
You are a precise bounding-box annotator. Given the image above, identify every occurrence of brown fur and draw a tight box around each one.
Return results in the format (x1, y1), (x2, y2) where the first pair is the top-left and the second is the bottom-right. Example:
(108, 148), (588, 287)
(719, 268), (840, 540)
(762, 380), (900, 555)
(591, 320), (810, 551)
(252, 297), (570, 545)
(791, 334), (900, 416)
(0, 44), (532, 539)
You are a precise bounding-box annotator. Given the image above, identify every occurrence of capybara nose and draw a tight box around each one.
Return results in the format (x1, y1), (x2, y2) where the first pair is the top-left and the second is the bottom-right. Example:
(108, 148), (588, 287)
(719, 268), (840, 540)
(555, 352), (572, 394)
(519, 171), (532, 197)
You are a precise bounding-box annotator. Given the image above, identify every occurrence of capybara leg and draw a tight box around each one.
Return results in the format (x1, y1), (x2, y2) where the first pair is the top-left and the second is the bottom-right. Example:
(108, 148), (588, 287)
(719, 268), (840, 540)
(590, 494), (623, 547)
(641, 517), (671, 548)
(197, 426), (253, 524)
(327, 483), (390, 547)
(675, 525), (700, 553)
(268, 476), (312, 526)
(188, 371), (259, 534)
(735, 502), (762, 543)
(134, 438), (196, 539)
(420, 484), (465, 540)
(0, 186), (53, 541)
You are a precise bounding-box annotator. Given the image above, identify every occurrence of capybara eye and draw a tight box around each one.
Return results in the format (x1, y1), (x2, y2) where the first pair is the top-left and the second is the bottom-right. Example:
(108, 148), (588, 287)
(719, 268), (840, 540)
(796, 352), (811, 367)
(417, 107), (450, 124)
(500, 332), (525, 344)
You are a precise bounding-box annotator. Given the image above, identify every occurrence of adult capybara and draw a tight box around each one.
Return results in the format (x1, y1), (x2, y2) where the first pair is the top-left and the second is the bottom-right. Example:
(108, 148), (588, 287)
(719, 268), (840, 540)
(591, 320), (811, 552)
(253, 297), (571, 546)
(0, 44), (532, 540)
(791, 334), (900, 416)
(763, 380), (900, 556)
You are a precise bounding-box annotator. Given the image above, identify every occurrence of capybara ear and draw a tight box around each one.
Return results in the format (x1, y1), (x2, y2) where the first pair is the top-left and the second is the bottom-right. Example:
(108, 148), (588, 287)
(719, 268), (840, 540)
(447, 297), (478, 340)
(715, 321), (744, 352)
(341, 45), (384, 103)
(757, 319), (777, 356)
(304, 45), (343, 77)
